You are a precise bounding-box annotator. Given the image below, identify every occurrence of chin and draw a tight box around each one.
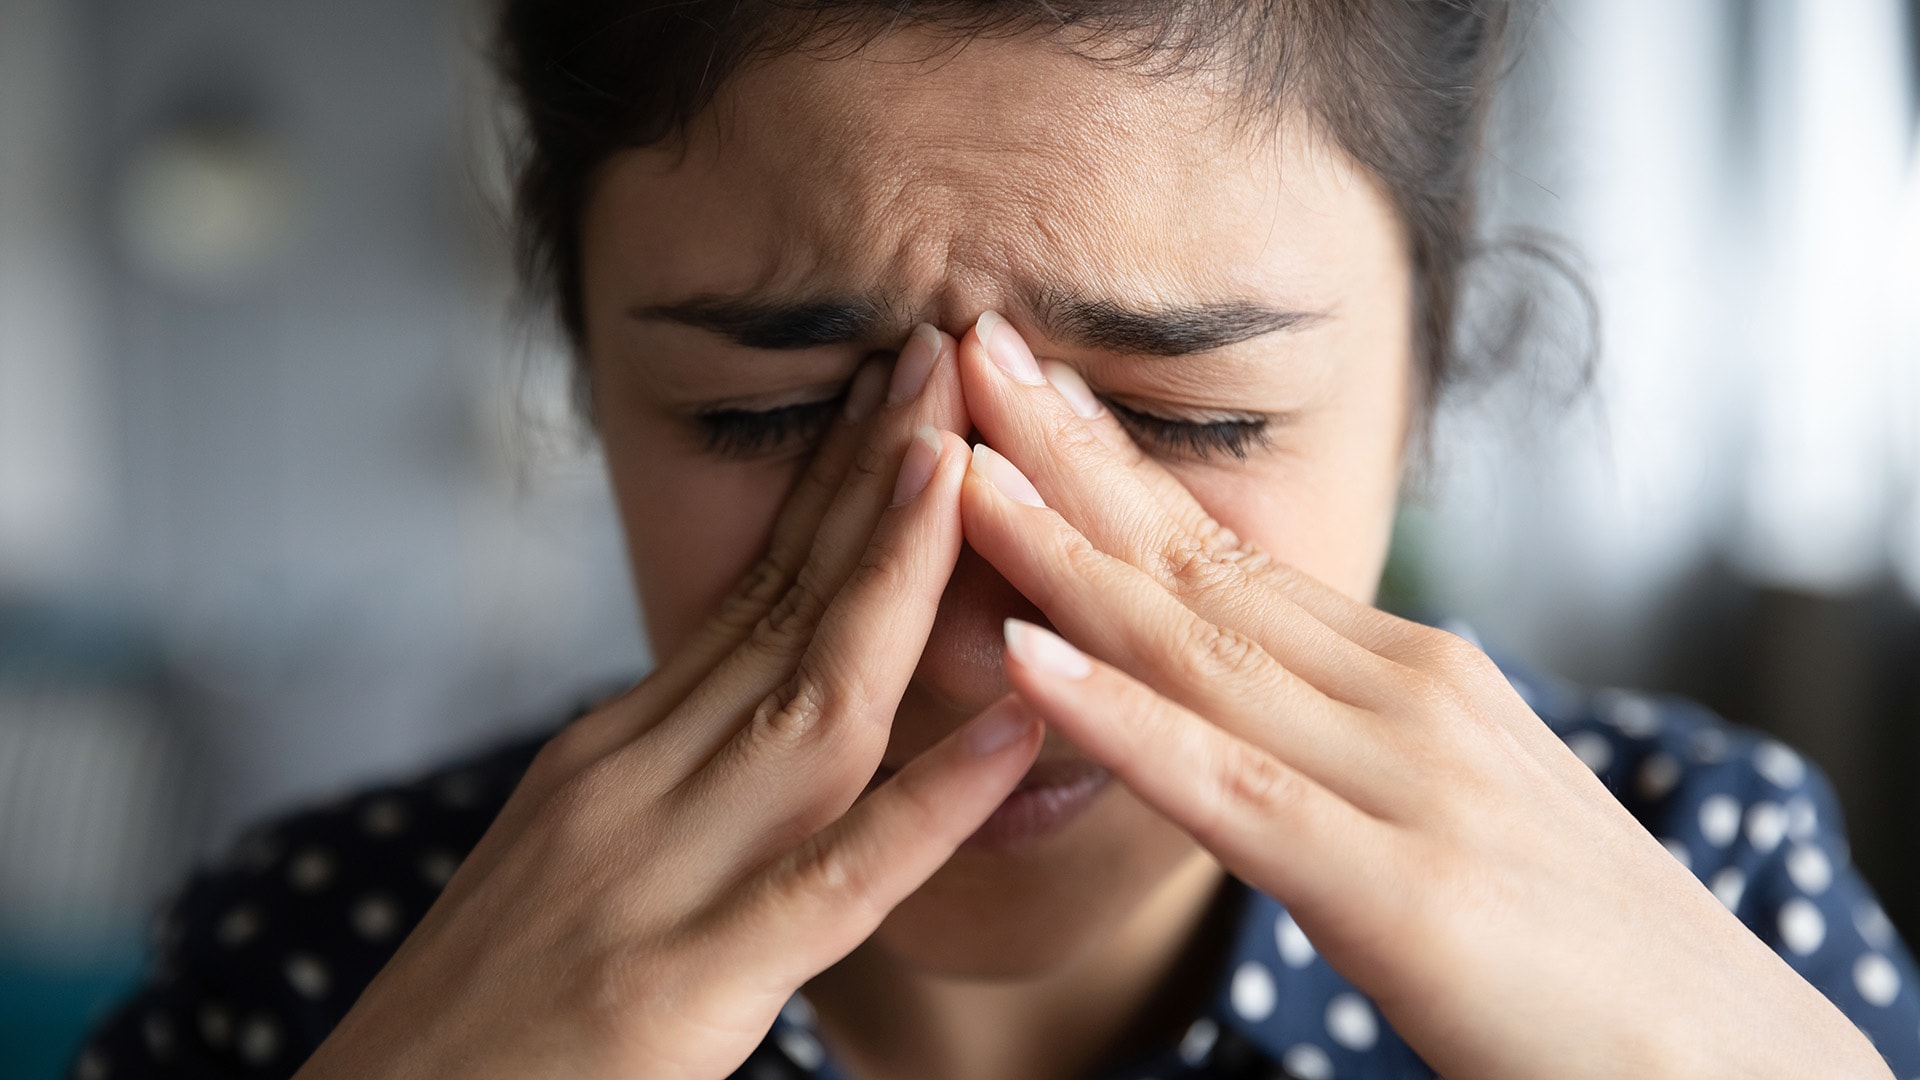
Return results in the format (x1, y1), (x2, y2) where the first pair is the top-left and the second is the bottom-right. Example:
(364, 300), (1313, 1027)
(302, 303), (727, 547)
(862, 786), (1205, 980)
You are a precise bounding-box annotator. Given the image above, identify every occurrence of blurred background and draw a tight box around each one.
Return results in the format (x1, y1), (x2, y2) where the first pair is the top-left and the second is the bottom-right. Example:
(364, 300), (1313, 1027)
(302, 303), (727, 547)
(0, 0), (1915, 1074)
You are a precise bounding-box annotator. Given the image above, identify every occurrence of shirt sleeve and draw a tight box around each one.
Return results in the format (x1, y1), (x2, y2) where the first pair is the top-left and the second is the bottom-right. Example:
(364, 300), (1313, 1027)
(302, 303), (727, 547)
(1615, 695), (1920, 1075)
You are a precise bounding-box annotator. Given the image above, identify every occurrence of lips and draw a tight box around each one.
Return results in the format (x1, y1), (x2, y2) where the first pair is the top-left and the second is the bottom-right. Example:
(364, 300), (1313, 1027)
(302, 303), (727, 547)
(861, 756), (1115, 851)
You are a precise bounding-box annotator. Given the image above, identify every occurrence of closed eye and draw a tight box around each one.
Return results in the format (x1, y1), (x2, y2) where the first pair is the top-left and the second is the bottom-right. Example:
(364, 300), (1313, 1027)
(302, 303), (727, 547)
(1100, 397), (1272, 462)
(695, 394), (845, 459)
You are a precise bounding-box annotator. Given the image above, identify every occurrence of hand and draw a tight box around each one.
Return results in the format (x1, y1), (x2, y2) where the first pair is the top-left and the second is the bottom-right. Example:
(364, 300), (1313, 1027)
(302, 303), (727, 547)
(951, 313), (1891, 1080)
(295, 325), (1042, 1080)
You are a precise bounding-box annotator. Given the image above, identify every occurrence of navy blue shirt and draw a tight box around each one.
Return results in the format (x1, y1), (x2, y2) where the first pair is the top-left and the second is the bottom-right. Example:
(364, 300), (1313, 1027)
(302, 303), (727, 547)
(71, 651), (1920, 1078)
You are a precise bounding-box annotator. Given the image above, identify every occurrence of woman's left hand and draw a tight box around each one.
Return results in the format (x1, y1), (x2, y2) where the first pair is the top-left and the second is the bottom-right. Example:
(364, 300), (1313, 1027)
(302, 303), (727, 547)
(950, 313), (1890, 1080)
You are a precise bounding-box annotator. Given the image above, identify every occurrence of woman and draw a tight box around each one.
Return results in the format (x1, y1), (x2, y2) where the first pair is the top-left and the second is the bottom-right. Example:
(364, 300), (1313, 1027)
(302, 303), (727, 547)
(74, 2), (1920, 1077)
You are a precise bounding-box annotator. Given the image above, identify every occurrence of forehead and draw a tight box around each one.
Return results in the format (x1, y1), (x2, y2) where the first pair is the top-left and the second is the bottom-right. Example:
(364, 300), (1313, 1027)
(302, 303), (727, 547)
(583, 27), (1394, 321)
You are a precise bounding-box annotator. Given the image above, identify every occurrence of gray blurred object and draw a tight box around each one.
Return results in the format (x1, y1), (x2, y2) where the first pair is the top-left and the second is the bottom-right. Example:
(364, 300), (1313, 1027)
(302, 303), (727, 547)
(0, 609), (205, 959)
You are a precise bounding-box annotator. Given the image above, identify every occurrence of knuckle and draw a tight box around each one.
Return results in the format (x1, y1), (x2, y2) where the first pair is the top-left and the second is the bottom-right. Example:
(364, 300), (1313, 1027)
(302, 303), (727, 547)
(783, 832), (885, 925)
(753, 570), (829, 656)
(1155, 537), (1242, 599)
(746, 670), (840, 753)
(1213, 741), (1300, 822)
(1176, 621), (1267, 684)
(524, 721), (602, 791)
(1407, 626), (1489, 673)
(720, 555), (792, 627)
(1061, 530), (1109, 580)
(847, 438), (893, 490)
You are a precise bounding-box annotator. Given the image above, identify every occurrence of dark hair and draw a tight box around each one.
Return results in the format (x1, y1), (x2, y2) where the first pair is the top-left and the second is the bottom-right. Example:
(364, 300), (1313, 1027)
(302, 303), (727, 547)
(493, 0), (1573, 418)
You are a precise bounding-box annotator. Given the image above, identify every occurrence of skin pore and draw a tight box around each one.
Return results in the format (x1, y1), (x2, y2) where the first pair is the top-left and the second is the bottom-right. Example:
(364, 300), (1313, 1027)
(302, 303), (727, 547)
(577, 27), (1413, 1080)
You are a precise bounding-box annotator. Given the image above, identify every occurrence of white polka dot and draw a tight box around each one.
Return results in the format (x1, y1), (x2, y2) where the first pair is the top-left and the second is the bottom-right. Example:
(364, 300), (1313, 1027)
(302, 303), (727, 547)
(236, 1015), (280, 1066)
(1745, 801), (1787, 854)
(775, 1028), (825, 1070)
(779, 993), (816, 1029)
(1710, 867), (1746, 911)
(1786, 845), (1834, 895)
(1856, 953), (1902, 1007)
(360, 797), (409, 837)
(215, 906), (261, 947)
(1604, 692), (1662, 738)
(1638, 753), (1682, 801)
(1566, 731), (1613, 775)
(286, 848), (334, 891)
(1229, 960), (1277, 1022)
(1785, 796), (1819, 841)
(141, 1013), (174, 1060)
(284, 953), (331, 999)
(1754, 741), (1807, 789)
(1856, 902), (1896, 950)
(73, 1046), (109, 1080)
(1275, 910), (1316, 969)
(1177, 1017), (1219, 1065)
(419, 849), (460, 887)
(1660, 837), (1693, 870)
(1699, 795), (1742, 847)
(350, 894), (402, 940)
(1325, 992), (1379, 1051)
(1780, 897), (1827, 955)
(1281, 1043), (1334, 1080)
(1691, 726), (1731, 763)
(197, 1003), (233, 1047)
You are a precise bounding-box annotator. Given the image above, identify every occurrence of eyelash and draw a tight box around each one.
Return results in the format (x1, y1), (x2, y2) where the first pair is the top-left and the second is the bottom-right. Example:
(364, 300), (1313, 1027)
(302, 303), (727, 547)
(695, 389), (1271, 462)
(1101, 398), (1272, 462)
(696, 395), (846, 458)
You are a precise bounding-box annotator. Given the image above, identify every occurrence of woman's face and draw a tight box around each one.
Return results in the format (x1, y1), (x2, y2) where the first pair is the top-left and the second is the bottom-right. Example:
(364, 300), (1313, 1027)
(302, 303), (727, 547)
(578, 30), (1413, 977)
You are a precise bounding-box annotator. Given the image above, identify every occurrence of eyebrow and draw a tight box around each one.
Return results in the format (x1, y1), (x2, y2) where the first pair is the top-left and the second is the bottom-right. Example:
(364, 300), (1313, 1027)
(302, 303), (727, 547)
(1033, 291), (1321, 357)
(633, 296), (892, 350)
(631, 290), (1319, 356)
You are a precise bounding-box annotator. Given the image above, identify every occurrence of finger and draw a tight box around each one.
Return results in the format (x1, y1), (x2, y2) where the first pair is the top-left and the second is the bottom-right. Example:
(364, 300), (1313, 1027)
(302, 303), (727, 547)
(998, 618), (1387, 921)
(954, 312), (1407, 689)
(640, 326), (967, 779)
(956, 445), (1408, 813)
(959, 439), (1407, 714)
(1035, 356), (1422, 659)
(497, 358), (903, 814)
(660, 427), (977, 851)
(704, 695), (1042, 989)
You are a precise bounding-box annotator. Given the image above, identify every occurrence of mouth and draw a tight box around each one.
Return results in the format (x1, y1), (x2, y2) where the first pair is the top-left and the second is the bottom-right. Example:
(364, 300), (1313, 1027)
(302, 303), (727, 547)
(864, 756), (1114, 851)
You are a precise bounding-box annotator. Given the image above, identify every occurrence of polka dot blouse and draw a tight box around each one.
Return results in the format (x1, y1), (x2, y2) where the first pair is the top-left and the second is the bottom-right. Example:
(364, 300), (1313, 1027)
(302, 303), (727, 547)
(70, 651), (1920, 1079)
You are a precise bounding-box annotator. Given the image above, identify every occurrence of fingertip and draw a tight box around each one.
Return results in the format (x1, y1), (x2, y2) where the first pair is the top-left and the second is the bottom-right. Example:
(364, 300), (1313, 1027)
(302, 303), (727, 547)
(1039, 360), (1106, 420)
(1004, 618), (1093, 680)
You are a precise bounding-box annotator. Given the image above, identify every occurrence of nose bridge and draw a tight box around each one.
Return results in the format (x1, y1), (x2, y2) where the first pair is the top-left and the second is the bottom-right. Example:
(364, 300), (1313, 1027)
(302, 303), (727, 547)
(871, 190), (1040, 342)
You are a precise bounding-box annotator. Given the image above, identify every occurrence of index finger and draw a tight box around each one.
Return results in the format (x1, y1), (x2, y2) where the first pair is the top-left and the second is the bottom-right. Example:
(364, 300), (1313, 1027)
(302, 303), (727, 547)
(955, 312), (1404, 687)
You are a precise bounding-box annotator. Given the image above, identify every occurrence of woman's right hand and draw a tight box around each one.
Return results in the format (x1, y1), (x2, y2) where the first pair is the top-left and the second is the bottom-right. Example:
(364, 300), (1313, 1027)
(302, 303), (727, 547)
(293, 324), (1041, 1080)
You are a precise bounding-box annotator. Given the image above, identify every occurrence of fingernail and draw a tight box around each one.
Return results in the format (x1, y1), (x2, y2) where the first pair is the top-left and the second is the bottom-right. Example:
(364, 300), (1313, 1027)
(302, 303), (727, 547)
(976, 311), (1044, 385)
(1004, 618), (1092, 679)
(891, 426), (943, 506)
(969, 444), (1045, 507)
(963, 697), (1034, 756)
(1041, 360), (1105, 419)
(886, 323), (942, 407)
(842, 361), (889, 423)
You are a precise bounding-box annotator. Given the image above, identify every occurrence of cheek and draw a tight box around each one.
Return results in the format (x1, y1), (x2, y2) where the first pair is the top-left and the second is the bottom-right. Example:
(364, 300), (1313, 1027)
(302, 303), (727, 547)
(1174, 413), (1406, 604)
(616, 454), (793, 660)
